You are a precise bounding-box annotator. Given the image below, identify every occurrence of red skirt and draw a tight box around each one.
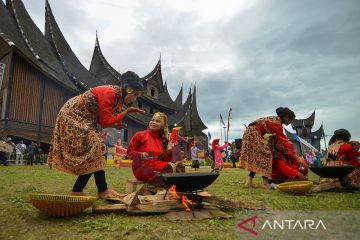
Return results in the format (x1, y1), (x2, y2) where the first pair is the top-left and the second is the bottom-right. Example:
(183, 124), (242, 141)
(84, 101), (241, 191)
(132, 158), (169, 182)
(271, 157), (308, 180)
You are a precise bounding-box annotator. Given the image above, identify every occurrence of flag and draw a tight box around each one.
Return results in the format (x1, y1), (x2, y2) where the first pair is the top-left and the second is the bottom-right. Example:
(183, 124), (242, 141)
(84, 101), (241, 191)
(207, 131), (212, 142)
(220, 114), (225, 126)
(227, 108), (232, 131)
(294, 133), (318, 152)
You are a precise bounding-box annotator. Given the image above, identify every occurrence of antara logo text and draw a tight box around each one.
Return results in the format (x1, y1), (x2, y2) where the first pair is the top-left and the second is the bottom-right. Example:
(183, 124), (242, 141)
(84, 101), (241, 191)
(261, 219), (326, 230)
(237, 216), (326, 235)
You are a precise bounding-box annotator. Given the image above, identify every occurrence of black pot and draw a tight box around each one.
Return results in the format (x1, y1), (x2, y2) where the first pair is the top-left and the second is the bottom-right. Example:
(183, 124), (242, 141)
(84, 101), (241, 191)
(309, 166), (356, 179)
(158, 172), (219, 192)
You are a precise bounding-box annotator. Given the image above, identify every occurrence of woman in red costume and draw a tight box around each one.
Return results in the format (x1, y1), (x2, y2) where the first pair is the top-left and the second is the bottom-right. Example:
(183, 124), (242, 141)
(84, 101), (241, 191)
(240, 107), (306, 188)
(269, 135), (308, 181)
(211, 139), (229, 171)
(48, 71), (145, 198)
(327, 129), (360, 190)
(127, 112), (175, 188)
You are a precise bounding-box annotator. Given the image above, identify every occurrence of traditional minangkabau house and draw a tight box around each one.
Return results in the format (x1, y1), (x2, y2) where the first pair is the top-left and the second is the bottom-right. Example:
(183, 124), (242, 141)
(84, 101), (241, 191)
(285, 111), (324, 155)
(0, 0), (208, 151)
(0, 0), (80, 150)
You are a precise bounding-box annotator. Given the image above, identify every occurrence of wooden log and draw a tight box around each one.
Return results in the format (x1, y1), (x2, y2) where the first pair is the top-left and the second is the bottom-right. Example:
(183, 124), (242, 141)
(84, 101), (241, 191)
(125, 179), (145, 194)
(92, 204), (127, 214)
(122, 192), (140, 206)
(165, 207), (232, 221)
(202, 196), (266, 210)
(127, 200), (183, 214)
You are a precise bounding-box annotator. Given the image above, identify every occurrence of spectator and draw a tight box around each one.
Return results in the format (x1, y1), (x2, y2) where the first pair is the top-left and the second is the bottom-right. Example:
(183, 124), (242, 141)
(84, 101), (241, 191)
(305, 149), (314, 167)
(27, 142), (37, 166)
(15, 140), (27, 165)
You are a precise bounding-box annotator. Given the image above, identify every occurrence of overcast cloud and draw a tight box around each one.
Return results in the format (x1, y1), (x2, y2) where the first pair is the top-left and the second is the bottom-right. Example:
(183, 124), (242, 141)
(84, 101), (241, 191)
(15, 0), (360, 146)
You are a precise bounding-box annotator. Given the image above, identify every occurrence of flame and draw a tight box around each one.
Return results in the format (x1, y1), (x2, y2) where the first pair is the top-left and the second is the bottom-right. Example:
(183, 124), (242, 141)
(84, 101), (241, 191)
(169, 185), (193, 212)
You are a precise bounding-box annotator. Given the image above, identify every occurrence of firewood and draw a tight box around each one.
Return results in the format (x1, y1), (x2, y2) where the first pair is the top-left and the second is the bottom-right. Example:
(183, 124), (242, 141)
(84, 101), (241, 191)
(165, 207), (232, 221)
(202, 196), (266, 210)
(92, 204), (127, 214)
(127, 200), (184, 214)
(122, 192), (140, 206)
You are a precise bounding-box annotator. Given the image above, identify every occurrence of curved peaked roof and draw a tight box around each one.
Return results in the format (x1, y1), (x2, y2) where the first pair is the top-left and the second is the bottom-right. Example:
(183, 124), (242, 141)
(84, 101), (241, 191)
(44, 0), (101, 90)
(168, 88), (192, 125)
(1, 1), (34, 61)
(89, 34), (122, 85)
(291, 111), (315, 129)
(311, 124), (324, 139)
(189, 84), (207, 132)
(168, 85), (207, 136)
(141, 59), (164, 92)
(4, 0), (78, 92)
(174, 84), (183, 108)
(141, 60), (179, 110)
(286, 124), (323, 141)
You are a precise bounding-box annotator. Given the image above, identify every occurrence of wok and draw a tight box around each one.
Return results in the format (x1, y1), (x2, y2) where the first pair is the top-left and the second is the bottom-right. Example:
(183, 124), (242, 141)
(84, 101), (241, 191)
(309, 166), (356, 179)
(158, 172), (219, 192)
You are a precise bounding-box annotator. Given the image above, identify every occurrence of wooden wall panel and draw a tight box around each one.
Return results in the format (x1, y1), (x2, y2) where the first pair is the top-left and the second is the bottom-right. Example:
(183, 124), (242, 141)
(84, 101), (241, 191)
(9, 54), (41, 123)
(41, 80), (67, 127)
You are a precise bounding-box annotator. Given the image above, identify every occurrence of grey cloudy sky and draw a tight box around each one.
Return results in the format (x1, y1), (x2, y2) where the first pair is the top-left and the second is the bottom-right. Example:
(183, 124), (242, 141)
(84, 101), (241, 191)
(17, 0), (360, 146)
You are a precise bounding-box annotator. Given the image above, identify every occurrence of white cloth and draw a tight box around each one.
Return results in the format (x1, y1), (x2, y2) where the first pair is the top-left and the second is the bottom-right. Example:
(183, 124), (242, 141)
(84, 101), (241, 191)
(15, 143), (26, 155)
(191, 146), (201, 161)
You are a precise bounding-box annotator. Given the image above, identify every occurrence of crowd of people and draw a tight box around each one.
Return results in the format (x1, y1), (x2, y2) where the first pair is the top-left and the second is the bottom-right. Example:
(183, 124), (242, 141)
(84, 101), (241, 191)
(0, 138), (47, 166)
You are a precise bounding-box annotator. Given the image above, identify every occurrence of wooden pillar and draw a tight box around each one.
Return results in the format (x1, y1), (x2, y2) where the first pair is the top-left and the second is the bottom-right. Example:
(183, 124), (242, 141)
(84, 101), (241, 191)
(4, 51), (15, 135)
(37, 77), (45, 144)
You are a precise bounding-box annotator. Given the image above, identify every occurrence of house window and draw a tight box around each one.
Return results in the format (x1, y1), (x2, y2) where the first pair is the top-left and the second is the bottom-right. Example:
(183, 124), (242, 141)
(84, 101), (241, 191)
(138, 101), (143, 110)
(150, 107), (154, 114)
(150, 88), (155, 97)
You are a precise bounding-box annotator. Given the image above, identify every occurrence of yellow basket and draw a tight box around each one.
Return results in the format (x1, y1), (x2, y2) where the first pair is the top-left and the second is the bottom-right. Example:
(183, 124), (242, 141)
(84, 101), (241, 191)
(277, 181), (313, 195)
(29, 194), (97, 217)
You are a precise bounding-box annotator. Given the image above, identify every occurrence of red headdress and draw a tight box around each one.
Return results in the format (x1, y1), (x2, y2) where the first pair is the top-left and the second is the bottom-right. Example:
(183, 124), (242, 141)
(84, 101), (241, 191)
(212, 138), (220, 149)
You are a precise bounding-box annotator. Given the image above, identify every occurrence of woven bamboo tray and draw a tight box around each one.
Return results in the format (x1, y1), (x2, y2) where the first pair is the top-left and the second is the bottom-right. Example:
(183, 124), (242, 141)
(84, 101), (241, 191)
(277, 181), (313, 195)
(29, 194), (97, 217)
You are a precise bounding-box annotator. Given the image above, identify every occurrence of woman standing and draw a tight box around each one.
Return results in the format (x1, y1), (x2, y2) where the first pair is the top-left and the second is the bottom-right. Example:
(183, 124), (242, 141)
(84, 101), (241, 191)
(127, 112), (175, 188)
(211, 139), (229, 171)
(48, 71), (145, 198)
(327, 129), (360, 190)
(240, 107), (305, 188)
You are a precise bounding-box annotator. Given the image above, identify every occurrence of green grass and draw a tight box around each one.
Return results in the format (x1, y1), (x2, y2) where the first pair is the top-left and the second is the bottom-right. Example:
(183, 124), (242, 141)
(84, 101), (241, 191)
(0, 166), (359, 240)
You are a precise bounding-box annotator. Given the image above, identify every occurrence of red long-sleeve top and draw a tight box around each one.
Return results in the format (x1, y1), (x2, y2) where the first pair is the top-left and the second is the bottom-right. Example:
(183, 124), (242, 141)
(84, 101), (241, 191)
(255, 116), (296, 157)
(338, 143), (360, 167)
(91, 86), (124, 128)
(127, 129), (172, 182)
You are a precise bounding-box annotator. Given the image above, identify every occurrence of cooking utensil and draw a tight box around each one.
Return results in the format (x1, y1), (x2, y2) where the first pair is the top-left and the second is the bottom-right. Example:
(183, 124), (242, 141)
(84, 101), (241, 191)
(158, 172), (219, 192)
(309, 166), (356, 179)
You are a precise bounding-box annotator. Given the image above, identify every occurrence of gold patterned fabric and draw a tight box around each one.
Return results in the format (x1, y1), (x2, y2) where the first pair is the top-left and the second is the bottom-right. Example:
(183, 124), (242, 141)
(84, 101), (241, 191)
(48, 86), (121, 175)
(239, 116), (282, 177)
(239, 126), (273, 177)
(327, 140), (360, 184)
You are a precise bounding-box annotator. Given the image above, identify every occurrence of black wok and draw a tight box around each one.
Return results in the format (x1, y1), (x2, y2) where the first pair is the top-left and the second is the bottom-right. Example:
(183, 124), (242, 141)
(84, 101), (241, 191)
(158, 172), (219, 192)
(309, 166), (356, 179)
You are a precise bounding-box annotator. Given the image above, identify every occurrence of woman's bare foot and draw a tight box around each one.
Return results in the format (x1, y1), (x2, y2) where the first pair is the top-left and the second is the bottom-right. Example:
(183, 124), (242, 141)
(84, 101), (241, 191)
(262, 178), (271, 189)
(98, 189), (122, 199)
(244, 176), (255, 188)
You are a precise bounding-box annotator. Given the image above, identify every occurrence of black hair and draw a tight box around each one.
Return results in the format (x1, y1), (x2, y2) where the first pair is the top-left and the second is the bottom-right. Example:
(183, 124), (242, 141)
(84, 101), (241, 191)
(275, 107), (296, 122)
(328, 129), (351, 145)
(121, 71), (145, 92)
